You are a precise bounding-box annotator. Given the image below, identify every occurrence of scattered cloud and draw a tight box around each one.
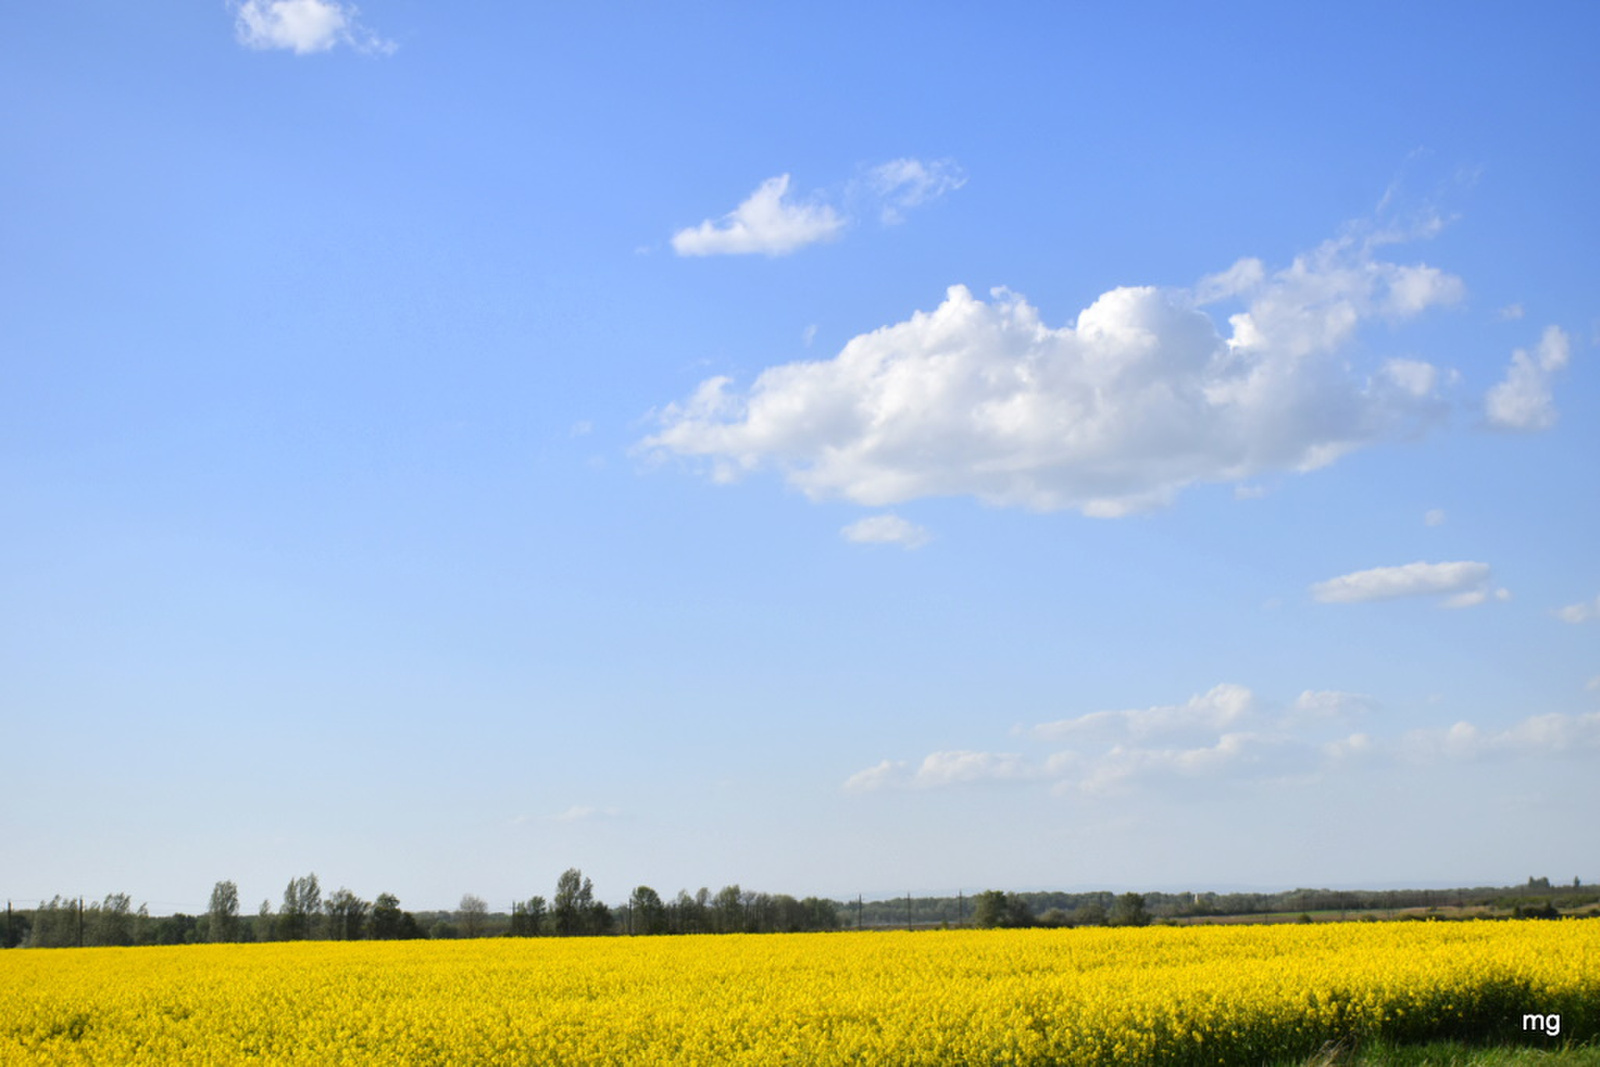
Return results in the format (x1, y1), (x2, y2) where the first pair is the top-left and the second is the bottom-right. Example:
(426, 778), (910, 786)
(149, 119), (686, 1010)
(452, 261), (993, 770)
(1587, 676), (1600, 692)
(671, 175), (845, 257)
(1032, 683), (1255, 742)
(1310, 561), (1503, 607)
(1485, 325), (1571, 431)
(1403, 713), (1600, 761)
(1424, 508), (1446, 527)
(1557, 595), (1600, 624)
(1496, 303), (1526, 321)
(671, 159), (963, 256)
(1234, 484), (1270, 500)
(866, 158), (965, 224)
(644, 223), (1459, 517)
(846, 682), (1598, 798)
(840, 513), (931, 549)
(570, 420), (593, 437)
(232, 0), (394, 55)
(802, 324), (818, 347)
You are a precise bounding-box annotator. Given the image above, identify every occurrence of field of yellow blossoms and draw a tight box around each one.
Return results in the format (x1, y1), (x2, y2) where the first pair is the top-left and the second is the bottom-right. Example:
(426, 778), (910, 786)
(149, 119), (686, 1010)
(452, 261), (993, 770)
(3, 921), (1596, 1065)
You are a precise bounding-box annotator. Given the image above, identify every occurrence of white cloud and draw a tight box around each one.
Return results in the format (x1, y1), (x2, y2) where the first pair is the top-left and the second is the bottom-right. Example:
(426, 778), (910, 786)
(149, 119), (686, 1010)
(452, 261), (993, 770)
(1587, 676), (1600, 692)
(1496, 303), (1526, 321)
(1404, 712), (1600, 761)
(847, 681), (1600, 800)
(1310, 561), (1497, 606)
(233, 0), (393, 55)
(1424, 508), (1446, 527)
(867, 158), (965, 224)
(1233, 484), (1269, 500)
(1288, 689), (1376, 725)
(1032, 683), (1255, 742)
(671, 175), (845, 257)
(644, 225), (1458, 517)
(840, 513), (931, 549)
(1557, 595), (1600, 624)
(844, 751), (1037, 792)
(1485, 325), (1571, 431)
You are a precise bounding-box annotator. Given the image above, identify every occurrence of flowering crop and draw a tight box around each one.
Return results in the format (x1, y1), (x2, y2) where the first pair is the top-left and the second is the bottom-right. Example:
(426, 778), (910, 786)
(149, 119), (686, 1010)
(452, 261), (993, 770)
(2, 921), (1596, 1064)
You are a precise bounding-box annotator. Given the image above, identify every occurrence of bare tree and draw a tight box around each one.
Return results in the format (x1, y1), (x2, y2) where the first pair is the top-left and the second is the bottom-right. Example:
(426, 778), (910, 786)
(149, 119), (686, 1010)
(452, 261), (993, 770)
(457, 894), (488, 938)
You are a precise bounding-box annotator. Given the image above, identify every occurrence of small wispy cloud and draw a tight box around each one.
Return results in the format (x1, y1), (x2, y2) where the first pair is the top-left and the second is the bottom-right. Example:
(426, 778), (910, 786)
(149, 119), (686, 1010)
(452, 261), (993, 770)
(671, 175), (845, 257)
(866, 158), (965, 224)
(840, 513), (931, 550)
(1557, 595), (1600, 624)
(1424, 508), (1447, 527)
(233, 0), (395, 55)
(1310, 561), (1506, 608)
(671, 158), (964, 257)
(1496, 303), (1526, 321)
(1486, 325), (1571, 431)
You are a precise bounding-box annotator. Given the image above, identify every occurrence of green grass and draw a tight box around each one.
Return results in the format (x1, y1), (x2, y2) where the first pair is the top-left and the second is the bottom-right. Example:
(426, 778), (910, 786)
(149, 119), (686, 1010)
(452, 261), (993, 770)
(1278, 1039), (1600, 1066)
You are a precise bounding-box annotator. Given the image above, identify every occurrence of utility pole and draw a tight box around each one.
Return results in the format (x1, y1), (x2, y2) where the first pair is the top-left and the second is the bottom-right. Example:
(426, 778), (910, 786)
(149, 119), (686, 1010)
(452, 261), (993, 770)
(957, 890), (963, 926)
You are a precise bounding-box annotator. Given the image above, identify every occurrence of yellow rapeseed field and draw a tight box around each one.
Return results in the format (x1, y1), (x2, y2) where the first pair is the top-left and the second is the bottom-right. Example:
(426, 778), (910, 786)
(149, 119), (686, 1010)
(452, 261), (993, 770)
(2, 921), (1596, 1065)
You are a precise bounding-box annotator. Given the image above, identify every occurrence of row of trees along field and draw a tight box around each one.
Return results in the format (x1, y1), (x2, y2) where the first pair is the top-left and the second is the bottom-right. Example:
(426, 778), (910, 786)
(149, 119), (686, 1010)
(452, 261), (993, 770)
(3, 869), (842, 948)
(5, 875), (1592, 948)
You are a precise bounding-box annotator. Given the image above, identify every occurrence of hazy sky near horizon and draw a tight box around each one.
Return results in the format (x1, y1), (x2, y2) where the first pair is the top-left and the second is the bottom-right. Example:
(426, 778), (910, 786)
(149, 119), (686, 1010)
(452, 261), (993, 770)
(3, 2), (1597, 914)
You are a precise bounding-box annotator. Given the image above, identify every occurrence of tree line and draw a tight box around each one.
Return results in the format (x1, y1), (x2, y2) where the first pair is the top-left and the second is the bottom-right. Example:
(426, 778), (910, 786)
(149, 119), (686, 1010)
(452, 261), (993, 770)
(3, 868), (841, 948)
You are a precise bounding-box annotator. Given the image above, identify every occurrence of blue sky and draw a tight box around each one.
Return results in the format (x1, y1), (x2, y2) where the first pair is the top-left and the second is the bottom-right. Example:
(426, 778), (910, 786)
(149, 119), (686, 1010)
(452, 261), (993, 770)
(2, 2), (1596, 914)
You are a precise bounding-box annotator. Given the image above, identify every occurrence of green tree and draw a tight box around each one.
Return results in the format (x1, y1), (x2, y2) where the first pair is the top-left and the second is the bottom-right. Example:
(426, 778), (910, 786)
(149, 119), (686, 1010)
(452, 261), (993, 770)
(629, 886), (667, 935)
(280, 874), (322, 940)
(208, 881), (241, 942)
(712, 885), (744, 933)
(1109, 892), (1149, 927)
(553, 868), (594, 936)
(972, 890), (1033, 929)
(511, 895), (547, 936)
(325, 888), (370, 940)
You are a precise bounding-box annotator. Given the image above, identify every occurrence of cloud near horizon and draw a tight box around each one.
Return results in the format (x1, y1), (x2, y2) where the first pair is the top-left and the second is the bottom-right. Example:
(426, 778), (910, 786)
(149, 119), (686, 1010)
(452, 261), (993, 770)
(1310, 561), (1508, 608)
(233, 0), (394, 55)
(844, 684), (1600, 798)
(644, 222), (1462, 516)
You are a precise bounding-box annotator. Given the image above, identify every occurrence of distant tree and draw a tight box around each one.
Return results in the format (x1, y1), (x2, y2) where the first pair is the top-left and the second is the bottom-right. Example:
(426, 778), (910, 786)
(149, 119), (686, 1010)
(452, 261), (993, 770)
(1109, 892), (1149, 927)
(672, 889), (709, 934)
(94, 893), (135, 946)
(325, 888), (370, 941)
(429, 919), (460, 939)
(510, 895), (548, 936)
(280, 874), (322, 940)
(588, 901), (615, 936)
(370, 893), (424, 940)
(371, 893), (403, 939)
(629, 886), (667, 936)
(712, 885), (744, 934)
(208, 881), (241, 942)
(972, 890), (1033, 929)
(801, 896), (840, 931)
(257, 899), (276, 941)
(457, 894), (489, 939)
(553, 869), (595, 936)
